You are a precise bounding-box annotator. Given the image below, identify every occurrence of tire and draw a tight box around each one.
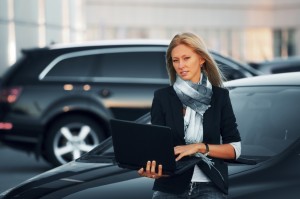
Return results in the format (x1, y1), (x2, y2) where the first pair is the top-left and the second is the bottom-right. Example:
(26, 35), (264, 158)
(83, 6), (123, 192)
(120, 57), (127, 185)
(45, 115), (106, 166)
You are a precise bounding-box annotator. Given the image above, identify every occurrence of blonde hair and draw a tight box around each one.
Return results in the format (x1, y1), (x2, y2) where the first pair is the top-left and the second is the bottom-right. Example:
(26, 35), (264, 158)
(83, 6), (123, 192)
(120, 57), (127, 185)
(166, 32), (224, 87)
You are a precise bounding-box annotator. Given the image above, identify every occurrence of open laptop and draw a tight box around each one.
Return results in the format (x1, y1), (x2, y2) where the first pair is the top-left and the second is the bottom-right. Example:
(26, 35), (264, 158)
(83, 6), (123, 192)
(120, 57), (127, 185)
(109, 119), (201, 175)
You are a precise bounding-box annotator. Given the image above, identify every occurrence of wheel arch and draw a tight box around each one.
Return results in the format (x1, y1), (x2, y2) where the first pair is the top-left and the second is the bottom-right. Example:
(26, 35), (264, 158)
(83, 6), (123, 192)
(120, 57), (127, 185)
(40, 110), (111, 159)
(37, 95), (114, 161)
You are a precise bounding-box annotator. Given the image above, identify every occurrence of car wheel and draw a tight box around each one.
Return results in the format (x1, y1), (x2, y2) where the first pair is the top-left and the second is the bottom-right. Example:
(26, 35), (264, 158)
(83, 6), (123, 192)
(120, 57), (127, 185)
(45, 115), (105, 166)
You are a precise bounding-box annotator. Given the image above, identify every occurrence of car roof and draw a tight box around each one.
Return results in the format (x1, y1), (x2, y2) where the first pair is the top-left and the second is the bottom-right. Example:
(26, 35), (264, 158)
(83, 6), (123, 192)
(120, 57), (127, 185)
(49, 39), (170, 49)
(48, 41), (258, 75)
(224, 72), (300, 87)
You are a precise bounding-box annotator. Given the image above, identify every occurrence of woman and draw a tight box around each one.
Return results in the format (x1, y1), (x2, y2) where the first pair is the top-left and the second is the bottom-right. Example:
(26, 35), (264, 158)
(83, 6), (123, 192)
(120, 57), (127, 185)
(138, 32), (241, 199)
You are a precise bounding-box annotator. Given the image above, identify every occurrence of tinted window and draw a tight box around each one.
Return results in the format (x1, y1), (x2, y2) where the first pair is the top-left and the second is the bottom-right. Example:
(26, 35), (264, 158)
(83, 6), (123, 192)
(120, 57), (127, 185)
(45, 51), (167, 79)
(46, 55), (94, 77)
(91, 52), (167, 78)
(230, 86), (300, 159)
(215, 60), (247, 81)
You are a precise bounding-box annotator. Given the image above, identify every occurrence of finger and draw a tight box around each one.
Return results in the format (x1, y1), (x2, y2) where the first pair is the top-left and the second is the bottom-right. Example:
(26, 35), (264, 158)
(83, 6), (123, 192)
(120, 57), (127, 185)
(146, 161), (151, 175)
(157, 164), (163, 176)
(174, 148), (180, 155)
(176, 153), (185, 161)
(174, 150), (179, 155)
(174, 146), (184, 155)
(138, 168), (144, 175)
(151, 161), (156, 174)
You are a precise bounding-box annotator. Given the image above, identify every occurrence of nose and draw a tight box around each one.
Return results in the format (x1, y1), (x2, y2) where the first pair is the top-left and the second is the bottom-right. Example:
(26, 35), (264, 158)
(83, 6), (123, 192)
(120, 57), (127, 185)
(178, 60), (184, 69)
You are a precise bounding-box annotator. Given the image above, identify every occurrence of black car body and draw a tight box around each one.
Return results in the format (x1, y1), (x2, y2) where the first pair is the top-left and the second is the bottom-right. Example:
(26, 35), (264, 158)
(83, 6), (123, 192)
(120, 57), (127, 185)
(1, 72), (299, 199)
(0, 40), (260, 166)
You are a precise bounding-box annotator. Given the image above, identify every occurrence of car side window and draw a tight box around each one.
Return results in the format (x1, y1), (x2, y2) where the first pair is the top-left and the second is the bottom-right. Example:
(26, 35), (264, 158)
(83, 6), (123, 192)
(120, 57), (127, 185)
(45, 55), (94, 78)
(215, 60), (247, 81)
(43, 49), (168, 80)
(90, 52), (168, 79)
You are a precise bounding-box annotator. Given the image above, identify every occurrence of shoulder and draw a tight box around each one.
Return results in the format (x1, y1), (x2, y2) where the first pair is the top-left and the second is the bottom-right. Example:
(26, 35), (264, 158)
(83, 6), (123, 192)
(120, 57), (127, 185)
(212, 86), (229, 96)
(211, 86), (230, 106)
(154, 86), (174, 97)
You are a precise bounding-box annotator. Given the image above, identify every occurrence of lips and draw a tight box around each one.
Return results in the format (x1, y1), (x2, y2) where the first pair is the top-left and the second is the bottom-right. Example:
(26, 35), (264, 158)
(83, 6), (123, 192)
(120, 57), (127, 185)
(180, 71), (188, 76)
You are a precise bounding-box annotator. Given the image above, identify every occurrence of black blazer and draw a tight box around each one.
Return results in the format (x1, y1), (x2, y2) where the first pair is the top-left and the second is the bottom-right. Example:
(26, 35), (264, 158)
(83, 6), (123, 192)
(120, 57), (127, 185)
(151, 86), (241, 195)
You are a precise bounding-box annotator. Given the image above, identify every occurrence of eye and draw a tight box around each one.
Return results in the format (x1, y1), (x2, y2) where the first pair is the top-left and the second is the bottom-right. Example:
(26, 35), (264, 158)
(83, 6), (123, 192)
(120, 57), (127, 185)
(172, 60), (179, 63)
(184, 57), (190, 60)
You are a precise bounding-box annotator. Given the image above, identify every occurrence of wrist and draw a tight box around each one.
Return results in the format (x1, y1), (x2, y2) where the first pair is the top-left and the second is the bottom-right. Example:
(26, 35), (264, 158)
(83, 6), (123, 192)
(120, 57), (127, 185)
(197, 143), (206, 154)
(203, 143), (210, 156)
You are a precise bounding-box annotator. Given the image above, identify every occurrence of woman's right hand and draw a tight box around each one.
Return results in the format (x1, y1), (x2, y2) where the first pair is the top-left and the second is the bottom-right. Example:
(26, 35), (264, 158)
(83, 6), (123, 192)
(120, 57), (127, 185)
(138, 160), (166, 179)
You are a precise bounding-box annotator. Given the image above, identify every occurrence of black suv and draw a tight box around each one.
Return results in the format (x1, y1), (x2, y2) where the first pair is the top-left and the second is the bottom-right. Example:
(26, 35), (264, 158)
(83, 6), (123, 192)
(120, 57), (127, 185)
(0, 40), (259, 166)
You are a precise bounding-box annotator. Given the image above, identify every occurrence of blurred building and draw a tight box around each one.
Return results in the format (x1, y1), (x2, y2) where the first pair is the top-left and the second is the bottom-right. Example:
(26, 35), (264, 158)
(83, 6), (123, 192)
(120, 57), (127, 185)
(84, 0), (300, 62)
(0, 0), (85, 75)
(1, 0), (300, 76)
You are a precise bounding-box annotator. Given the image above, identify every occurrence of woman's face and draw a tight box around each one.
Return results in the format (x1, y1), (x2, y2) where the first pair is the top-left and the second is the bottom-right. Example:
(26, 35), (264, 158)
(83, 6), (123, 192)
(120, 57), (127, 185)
(171, 44), (205, 83)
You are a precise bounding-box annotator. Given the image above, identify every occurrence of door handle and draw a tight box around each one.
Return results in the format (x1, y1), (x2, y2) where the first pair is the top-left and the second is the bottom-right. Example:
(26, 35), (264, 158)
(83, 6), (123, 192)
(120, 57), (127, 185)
(99, 89), (110, 97)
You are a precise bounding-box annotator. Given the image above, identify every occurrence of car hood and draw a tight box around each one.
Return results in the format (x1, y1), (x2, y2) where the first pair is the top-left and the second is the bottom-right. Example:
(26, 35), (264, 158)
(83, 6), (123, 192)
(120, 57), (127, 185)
(0, 161), (114, 198)
(0, 160), (259, 199)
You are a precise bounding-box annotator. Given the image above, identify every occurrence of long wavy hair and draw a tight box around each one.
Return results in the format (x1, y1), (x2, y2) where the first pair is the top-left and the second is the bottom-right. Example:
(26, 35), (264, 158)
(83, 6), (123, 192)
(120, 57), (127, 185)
(166, 32), (224, 87)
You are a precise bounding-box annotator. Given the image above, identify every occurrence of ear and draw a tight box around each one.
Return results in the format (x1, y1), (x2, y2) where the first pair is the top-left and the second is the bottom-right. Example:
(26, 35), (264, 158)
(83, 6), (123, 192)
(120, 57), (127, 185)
(199, 57), (205, 66)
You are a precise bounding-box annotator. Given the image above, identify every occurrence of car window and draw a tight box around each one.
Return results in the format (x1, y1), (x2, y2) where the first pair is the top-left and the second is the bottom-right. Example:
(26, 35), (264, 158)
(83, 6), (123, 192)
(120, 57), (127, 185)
(90, 51), (168, 79)
(45, 54), (94, 78)
(215, 60), (247, 81)
(230, 86), (300, 158)
(44, 51), (167, 80)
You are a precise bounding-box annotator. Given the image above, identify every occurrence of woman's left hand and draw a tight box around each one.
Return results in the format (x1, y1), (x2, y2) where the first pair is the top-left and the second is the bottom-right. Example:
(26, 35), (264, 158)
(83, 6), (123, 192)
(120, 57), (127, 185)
(174, 143), (204, 161)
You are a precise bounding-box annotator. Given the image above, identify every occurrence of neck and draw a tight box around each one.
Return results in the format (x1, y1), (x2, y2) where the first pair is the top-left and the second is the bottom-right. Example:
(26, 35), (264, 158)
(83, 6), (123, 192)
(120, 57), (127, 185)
(191, 72), (201, 84)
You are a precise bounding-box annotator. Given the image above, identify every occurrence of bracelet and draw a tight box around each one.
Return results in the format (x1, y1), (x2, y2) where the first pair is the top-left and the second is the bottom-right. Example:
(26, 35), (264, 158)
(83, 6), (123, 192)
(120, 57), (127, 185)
(204, 143), (210, 156)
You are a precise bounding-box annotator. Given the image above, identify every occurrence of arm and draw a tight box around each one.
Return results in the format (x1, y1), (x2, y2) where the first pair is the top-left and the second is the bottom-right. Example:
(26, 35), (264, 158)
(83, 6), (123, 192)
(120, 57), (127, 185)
(175, 89), (241, 161)
(174, 143), (236, 161)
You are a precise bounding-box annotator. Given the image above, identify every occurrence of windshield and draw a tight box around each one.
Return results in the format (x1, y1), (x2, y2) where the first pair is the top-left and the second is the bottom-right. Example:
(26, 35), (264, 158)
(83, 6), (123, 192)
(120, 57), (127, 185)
(230, 86), (300, 160)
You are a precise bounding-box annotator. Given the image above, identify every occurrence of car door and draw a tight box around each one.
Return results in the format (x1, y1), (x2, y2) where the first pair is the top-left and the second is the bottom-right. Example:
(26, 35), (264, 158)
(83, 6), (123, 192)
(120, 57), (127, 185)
(88, 46), (169, 121)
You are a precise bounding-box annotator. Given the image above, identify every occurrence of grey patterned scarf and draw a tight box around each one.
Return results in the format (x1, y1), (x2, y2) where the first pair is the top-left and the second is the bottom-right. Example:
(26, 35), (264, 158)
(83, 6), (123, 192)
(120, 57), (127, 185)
(173, 73), (212, 116)
(173, 73), (213, 144)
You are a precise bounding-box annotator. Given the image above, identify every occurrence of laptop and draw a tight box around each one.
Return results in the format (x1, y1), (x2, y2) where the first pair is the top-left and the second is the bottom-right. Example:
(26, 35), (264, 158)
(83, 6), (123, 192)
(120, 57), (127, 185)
(109, 119), (201, 175)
